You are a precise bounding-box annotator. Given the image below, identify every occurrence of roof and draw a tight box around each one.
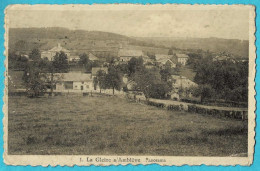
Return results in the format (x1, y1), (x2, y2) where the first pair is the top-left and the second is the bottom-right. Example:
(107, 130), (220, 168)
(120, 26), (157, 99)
(171, 75), (197, 86)
(157, 58), (176, 65)
(118, 49), (144, 57)
(89, 53), (99, 61)
(176, 54), (189, 58)
(155, 54), (173, 61)
(91, 67), (108, 76)
(48, 43), (70, 53)
(53, 73), (92, 82)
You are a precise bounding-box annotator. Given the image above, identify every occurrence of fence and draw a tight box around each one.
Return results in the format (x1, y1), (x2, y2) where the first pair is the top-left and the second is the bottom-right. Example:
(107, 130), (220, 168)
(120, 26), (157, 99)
(125, 93), (248, 121)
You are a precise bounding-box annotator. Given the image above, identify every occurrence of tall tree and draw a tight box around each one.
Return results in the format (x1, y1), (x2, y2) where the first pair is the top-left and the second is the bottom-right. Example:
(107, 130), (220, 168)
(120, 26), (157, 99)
(52, 51), (69, 73)
(96, 70), (107, 93)
(22, 60), (47, 97)
(29, 49), (41, 61)
(78, 53), (89, 67)
(128, 57), (144, 77)
(160, 68), (172, 82)
(106, 66), (123, 95)
(134, 68), (170, 100)
(190, 84), (215, 103)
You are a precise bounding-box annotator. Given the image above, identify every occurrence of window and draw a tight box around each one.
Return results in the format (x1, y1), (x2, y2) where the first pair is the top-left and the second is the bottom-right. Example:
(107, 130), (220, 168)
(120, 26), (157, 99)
(64, 81), (73, 89)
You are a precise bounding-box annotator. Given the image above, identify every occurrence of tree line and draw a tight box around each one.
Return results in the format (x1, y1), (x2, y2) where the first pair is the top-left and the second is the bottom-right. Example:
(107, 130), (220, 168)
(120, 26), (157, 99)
(187, 51), (248, 103)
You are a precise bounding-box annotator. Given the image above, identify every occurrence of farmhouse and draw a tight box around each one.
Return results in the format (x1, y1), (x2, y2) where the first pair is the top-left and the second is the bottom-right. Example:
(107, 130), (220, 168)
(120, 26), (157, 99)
(155, 54), (176, 68)
(176, 54), (189, 66)
(53, 73), (93, 92)
(118, 49), (144, 63)
(41, 43), (70, 61)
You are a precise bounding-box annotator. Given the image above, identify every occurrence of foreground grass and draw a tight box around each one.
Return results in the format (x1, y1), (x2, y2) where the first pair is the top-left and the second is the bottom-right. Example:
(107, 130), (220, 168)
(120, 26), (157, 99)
(8, 95), (247, 156)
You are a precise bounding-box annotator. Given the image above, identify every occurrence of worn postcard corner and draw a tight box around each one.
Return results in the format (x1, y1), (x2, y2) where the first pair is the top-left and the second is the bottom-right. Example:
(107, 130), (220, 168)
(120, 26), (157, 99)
(3, 4), (256, 166)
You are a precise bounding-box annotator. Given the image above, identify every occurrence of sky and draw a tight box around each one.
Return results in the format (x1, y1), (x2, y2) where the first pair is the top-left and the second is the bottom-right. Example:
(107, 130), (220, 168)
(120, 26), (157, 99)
(6, 5), (251, 40)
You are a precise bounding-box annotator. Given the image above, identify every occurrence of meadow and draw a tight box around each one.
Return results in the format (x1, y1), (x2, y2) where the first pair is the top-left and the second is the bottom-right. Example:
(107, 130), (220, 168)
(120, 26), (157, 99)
(8, 95), (248, 156)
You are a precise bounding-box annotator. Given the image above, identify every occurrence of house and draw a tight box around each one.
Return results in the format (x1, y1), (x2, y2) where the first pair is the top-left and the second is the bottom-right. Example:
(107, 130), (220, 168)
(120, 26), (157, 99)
(122, 75), (137, 91)
(155, 54), (172, 61)
(155, 54), (176, 68)
(213, 55), (237, 63)
(168, 75), (197, 100)
(91, 67), (108, 77)
(41, 43), (70, 61)
(176, 54), (189, 66)
(51, 73), (93, 92)
(170, 75), (197, 89)
(142, 55), (153, 64)
(118, 49), (144, 63)
(157, 58), (176, 69)
(89, 53), (99, 62)
(68, 55), (80, 62)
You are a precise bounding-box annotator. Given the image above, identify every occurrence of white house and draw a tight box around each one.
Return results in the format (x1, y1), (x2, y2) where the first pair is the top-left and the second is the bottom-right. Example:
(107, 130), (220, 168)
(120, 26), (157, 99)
(41, 43), (70, 61)
(53, 73), (93, 92)
(176, 54), (189, 66)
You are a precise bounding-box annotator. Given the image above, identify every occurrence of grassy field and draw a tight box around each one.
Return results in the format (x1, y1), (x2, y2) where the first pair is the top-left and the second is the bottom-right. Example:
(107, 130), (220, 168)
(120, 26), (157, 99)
(8, 95), (247, 156)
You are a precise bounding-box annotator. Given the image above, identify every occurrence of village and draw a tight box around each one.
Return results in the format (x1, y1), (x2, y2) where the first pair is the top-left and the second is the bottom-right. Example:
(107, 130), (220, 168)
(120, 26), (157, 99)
(10, 42), (199, 100)
(6, 5), (250, 157)
(8, 39), (249, 121)
(42, 43), (195, 99)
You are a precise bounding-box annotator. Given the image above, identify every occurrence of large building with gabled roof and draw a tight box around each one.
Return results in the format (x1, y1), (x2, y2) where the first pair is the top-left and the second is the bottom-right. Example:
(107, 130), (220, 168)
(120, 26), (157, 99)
(41, 43), (70, 61)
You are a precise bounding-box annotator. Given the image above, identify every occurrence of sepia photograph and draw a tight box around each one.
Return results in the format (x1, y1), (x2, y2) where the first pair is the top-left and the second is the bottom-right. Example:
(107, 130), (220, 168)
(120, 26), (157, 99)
(3, 4), (255, 166)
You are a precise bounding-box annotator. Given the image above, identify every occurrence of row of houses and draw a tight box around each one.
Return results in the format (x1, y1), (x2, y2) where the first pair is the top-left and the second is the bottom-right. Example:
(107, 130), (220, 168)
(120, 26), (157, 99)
(48, 71), (197, 100)
(40, 44), (189, 67)
(117, 49), (189, 66)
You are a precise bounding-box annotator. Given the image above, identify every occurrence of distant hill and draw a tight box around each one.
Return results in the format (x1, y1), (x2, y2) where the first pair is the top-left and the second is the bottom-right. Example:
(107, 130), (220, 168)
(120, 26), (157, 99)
(135, 37), (249, 58)
(9, 27), (131, 55)
(8, 27), (249, 58)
